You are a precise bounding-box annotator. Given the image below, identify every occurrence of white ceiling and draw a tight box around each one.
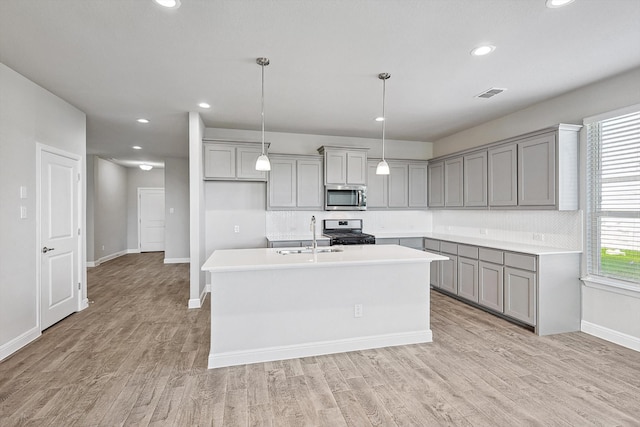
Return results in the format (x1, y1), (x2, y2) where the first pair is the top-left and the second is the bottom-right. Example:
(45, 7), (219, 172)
(1, 0), (639, 165)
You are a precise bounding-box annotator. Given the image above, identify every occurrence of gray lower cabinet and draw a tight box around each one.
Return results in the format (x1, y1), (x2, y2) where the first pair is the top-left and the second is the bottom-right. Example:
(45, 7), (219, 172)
(268, 240), (330, 248)
(458, 257), (479, 303)
(267, 155), (323, 210)
(376, 237), (423, 250)
(504, 267), (536, 326)
(424, 236), (580, 335)
(478, 261), (504, 312)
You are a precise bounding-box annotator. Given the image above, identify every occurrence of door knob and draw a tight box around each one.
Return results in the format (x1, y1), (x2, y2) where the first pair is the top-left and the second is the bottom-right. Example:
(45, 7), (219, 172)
(42, 246), (55, 253)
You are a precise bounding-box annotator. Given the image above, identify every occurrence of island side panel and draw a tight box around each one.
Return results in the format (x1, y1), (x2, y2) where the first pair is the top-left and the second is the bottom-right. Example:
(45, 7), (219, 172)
(208, 261), (432, 368)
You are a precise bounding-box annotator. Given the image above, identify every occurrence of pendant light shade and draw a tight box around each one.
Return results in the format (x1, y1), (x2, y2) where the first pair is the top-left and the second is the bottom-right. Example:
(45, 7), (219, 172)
(255, 57), (271, 171)
(376, 73), (391, 175)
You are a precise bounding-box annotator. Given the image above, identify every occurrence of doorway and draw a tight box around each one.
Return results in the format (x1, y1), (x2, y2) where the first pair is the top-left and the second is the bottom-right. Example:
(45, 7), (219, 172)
(138, 188), (165, 252)
(38, 146), (81, 330)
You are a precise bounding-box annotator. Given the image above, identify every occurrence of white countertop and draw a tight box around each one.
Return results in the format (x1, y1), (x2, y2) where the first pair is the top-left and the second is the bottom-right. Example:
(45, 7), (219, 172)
(370, 231), (429, 239)
(423, 232), (582, 255)
(203, 244), (448, 272)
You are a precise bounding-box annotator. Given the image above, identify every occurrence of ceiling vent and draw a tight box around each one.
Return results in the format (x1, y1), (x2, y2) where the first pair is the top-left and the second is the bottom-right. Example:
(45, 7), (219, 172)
(475, 87), (507, 99)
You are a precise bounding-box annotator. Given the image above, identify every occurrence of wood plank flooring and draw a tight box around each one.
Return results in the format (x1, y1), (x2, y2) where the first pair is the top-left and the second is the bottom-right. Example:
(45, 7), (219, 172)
(1, 252), (639, 426)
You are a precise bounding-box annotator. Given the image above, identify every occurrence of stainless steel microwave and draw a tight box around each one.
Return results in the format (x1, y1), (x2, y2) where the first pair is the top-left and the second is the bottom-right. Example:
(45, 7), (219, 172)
(325, 185), (367, 211)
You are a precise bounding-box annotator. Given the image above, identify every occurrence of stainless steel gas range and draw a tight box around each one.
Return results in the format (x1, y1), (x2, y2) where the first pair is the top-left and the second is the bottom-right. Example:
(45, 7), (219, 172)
(322, 219), (375, 245)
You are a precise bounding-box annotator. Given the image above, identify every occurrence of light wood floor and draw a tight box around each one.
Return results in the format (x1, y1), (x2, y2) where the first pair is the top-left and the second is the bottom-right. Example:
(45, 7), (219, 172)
(1, 252), (639, 426)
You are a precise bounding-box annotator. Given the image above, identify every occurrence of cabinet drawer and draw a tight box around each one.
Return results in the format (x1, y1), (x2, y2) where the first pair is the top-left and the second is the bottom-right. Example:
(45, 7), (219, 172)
(479, 248), (504, 264)
(504, 252), (537, 271)
(424, 238), (440, 252)
(458, 244), (479, 259)
(440, 242), (458, 255)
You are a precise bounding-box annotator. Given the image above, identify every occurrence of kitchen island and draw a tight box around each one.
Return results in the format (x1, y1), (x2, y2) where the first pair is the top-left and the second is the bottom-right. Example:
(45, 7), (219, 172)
(202, 244), (447, 368)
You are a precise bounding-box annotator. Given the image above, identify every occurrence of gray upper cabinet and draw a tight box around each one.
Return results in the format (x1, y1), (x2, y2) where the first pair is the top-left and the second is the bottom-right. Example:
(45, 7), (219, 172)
(203, 141), (268, 181)
(367, 159), (428, 210)
(430, 124), (581, 210)
(366, 160), (388, 208)
(488, 144), (517, 206)
(518, 133), (556, 207)
(267, 155), (323, 210)
(388, 161), (409, 208)
(408, 163), (428, 208)
(318, 146), (367, 185)
(427, 161), (444, 207)
(444, 157), (464, 207)
(297, 158), (323, 208)
(463, 151), (487, 207)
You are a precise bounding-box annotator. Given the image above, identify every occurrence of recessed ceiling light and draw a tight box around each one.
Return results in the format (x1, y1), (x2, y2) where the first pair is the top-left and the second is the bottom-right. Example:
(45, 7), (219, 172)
(139, 164), (153, 171)
(132, 145), (142, 150)
(545, 0), (575, 8)
(375, 117), (385, 122)
(471, 45), (496, 56)
(137, 118), (149, 124)
(154, 0), (181, 9)
(198, 102), (211, 109)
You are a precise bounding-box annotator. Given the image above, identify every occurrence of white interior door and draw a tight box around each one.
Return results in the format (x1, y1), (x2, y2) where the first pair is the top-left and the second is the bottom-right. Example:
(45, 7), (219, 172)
(139, 188), (165, 252)
(40, 149), (79, 330)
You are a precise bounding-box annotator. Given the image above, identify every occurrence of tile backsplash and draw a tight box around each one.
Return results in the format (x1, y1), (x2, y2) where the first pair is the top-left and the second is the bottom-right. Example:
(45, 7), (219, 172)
(266, 209), (583, 250)
(431, 210), (583, 250)
(266, 210), (432, 238)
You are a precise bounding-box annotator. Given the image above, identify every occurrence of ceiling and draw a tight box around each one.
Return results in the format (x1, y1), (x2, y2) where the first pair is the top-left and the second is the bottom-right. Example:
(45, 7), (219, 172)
(1, 0), (639, 167)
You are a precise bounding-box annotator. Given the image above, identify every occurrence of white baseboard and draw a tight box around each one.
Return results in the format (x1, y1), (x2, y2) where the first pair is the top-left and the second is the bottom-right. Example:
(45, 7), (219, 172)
(208, 330), (432, 369)
(164, 257), (190, 264)
(87, 249), (143, 268)
(188, 285), (210, 309)
(581, 320), (640, 352)
(0, 326), (41, 362)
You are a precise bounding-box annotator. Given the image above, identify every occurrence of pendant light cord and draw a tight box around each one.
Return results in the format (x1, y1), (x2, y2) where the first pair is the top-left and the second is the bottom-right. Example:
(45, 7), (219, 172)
(261, 63), (266, 155)
(381, 77), (386, 161)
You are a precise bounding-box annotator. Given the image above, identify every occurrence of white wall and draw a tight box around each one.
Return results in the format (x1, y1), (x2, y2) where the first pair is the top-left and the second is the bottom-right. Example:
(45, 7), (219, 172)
(86, 155), (95, 263)
(433, 67), (640, 157)
(204, 128), (433, 160)
(93, 157), (128, 263)
(432, 66), (640, 351)
(0, 63), (86, 360)
(164, 157), (190, 262)
(126, 167), (164, 251)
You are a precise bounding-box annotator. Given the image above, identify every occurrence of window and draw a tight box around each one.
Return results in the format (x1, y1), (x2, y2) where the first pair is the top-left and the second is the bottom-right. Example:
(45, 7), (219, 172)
(586, 107), (640, 284)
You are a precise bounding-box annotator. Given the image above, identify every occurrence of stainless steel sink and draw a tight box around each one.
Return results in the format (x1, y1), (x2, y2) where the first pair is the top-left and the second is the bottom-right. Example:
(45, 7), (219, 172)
(276, 248), (343, 255)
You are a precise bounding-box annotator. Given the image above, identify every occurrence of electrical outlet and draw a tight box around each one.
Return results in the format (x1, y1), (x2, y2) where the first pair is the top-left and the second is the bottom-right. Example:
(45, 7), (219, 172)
(533, 233), (545, 241)
(234, 225), (240, 233)
(354, 304), (363, 318)
(101, 245), (105, 251)
(480, 228), (488, 235)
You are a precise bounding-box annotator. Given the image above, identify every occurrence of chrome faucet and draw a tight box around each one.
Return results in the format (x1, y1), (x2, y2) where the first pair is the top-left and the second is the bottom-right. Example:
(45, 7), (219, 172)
(310, 215), (317, 251)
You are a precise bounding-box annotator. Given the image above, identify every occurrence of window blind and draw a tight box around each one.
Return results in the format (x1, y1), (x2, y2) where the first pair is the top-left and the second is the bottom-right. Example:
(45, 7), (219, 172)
(586, 110), (640, 284)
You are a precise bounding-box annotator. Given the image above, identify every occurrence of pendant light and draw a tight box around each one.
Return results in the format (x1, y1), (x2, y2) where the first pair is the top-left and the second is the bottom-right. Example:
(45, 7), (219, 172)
(255, 57), (271, 171)
(376, 73), (391, 175)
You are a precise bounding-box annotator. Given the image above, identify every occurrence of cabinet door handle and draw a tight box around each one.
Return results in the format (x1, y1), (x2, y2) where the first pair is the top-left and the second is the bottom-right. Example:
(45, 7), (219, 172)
(42, 247), (55, 253)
